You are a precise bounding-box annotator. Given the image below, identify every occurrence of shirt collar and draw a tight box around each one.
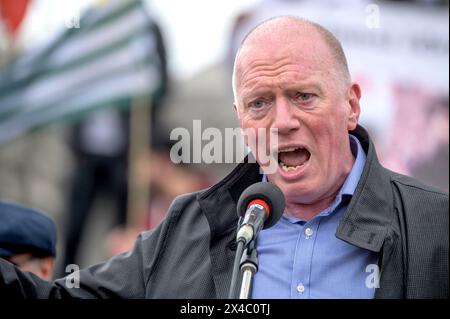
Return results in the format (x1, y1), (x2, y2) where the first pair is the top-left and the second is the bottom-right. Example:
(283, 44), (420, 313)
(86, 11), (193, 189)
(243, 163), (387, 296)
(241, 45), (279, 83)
(340, 134), (366, 197)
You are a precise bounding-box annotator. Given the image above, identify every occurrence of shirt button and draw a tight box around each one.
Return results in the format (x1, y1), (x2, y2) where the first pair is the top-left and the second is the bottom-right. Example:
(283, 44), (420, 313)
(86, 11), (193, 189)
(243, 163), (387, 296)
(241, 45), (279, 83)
(296, 283), (305, 294)
(304, 227), (313, 237)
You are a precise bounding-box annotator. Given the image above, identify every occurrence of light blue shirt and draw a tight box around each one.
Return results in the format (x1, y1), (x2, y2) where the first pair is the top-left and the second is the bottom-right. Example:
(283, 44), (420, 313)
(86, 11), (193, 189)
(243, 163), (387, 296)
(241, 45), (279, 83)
(252, 135), (378, 299)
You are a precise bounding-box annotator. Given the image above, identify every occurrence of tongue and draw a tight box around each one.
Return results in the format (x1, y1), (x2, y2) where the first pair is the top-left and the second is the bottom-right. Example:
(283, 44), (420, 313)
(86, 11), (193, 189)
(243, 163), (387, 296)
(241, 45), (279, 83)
(279, 148), (310, 167)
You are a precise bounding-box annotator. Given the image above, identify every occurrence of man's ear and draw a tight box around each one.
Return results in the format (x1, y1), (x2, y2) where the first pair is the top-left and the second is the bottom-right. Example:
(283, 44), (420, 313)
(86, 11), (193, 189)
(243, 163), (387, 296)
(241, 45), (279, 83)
(234, 104), (251, 147)
(38, 257), (54, 281)
(347, 83), (361, 131)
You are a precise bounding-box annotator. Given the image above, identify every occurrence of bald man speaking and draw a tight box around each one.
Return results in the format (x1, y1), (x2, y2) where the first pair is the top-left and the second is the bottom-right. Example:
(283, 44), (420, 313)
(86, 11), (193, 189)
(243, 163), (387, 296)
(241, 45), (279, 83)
(0, 17), (448, 299)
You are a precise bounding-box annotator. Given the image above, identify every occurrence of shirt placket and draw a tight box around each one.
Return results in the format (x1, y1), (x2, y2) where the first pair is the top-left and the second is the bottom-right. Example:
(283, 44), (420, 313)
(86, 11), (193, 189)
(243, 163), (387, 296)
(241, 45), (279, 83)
(291, 220), (318, 299)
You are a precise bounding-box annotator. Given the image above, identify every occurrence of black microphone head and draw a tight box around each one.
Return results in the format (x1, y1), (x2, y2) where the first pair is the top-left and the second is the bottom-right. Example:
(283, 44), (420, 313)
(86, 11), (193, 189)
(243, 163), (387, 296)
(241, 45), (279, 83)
(237, 182), (285, 229)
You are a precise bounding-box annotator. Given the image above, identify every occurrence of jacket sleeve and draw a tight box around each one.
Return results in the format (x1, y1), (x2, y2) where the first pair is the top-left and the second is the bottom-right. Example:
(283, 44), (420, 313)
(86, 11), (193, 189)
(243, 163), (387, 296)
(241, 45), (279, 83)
(0, 223), (166, 299)
(393, 178), (449, 298)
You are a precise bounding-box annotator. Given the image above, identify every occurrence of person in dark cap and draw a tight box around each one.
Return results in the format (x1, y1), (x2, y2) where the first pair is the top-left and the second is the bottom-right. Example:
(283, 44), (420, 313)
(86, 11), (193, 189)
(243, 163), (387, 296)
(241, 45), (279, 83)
(0, 201), (57, 280)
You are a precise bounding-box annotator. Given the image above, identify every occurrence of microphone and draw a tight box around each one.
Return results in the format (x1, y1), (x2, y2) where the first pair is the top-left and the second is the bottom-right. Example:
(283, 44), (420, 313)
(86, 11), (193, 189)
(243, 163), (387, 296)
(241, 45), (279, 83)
(236, 182), (285, 245)
(228, 182), (285, 299)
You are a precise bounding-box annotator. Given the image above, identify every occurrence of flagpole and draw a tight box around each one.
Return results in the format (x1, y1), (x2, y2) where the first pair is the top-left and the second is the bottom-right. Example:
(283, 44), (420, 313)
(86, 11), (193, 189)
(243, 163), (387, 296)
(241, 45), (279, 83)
(126, 94), (151, 228)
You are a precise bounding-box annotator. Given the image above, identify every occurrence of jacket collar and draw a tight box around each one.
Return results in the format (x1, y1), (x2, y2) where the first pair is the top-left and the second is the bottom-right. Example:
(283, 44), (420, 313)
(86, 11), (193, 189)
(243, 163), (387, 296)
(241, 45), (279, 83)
(197, 155), (260, 298)
(198, 124), (393, 264)
(335, 125), (393, 252)
(197, 154), (261, 238)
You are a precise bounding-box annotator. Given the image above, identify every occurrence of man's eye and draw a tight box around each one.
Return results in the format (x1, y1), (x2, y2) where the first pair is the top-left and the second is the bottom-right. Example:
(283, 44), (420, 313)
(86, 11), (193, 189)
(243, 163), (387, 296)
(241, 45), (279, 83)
(250, 100), (266, 108)
(296, 93), (314, 101)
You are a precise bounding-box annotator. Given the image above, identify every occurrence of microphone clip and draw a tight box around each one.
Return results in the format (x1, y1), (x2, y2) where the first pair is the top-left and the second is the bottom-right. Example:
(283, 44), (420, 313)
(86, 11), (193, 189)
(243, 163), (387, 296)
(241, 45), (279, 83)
(236, 203), (266, 246)
(238, 240), (258, 299)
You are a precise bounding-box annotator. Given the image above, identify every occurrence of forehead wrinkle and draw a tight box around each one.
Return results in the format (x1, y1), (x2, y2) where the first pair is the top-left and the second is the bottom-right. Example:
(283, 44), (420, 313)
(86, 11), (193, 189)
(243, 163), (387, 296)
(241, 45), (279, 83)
(240, 72), (326, 103)
(239, 54), (326, 89)
(233, 17), (351, 101)
(235, 50), (339, 103)
(240, 55), (292, 77)
(241, 63), (304, 88)
(236, 40), (332, 86)
(238, 54), (317, 83)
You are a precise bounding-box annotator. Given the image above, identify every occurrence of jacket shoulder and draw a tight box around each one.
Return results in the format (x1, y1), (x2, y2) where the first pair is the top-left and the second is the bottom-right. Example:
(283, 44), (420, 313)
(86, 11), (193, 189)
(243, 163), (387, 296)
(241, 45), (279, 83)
(164, 190), (206, 217)
(385, 171), (448, 298)
(388, 170), (448, 205)
(388, 170), (448, 223)
(390, 169), (447, 192)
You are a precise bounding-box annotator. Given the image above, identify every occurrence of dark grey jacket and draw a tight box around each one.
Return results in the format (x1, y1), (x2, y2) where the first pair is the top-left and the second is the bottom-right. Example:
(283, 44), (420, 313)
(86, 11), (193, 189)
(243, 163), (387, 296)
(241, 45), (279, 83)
(1, 126), (448, 298)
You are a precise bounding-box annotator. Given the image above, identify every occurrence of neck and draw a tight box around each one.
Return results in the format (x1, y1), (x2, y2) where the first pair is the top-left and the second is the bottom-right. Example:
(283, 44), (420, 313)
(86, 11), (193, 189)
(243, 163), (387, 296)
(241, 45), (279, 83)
(284, 152), (356, 221)
(284, 188), (341, 220)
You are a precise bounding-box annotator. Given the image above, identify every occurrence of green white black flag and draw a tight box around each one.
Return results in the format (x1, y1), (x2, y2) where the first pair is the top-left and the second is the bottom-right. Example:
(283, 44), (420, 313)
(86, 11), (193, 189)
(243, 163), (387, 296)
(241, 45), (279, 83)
(0, 0), (161, 144)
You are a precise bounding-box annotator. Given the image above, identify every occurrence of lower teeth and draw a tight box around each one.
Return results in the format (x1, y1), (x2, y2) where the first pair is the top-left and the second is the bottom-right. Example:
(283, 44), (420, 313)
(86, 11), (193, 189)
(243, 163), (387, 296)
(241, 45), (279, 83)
(280, 162), (303, 171)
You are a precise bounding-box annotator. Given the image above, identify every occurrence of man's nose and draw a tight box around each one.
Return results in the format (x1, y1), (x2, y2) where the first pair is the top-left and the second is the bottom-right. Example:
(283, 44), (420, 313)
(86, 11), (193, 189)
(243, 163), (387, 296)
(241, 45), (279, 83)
(272, 97), (300, 135)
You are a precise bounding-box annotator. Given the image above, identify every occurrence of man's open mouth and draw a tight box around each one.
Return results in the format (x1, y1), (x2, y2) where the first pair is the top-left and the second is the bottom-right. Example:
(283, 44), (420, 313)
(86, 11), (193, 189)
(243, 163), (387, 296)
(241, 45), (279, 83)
(278, 147), (311, 172)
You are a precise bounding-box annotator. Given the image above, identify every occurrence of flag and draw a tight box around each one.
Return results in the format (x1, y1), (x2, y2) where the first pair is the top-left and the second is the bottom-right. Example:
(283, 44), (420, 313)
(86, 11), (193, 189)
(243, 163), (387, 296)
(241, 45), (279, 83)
(0, 0), (30, 39)
(0, 0), (162, 144)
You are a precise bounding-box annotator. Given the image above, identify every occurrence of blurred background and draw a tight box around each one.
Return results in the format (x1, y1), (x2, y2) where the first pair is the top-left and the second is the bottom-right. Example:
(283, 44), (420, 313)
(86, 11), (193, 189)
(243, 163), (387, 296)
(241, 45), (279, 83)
(0, 0), (448, 278)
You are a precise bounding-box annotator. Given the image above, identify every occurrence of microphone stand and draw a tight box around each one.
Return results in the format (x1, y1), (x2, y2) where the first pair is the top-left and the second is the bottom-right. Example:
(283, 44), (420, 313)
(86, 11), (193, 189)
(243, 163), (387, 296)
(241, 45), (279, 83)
(238, 240), (258, 299)
(229, 181), (285, 299)
(228, 217), (244, 299)
(228, 220), (260, 299)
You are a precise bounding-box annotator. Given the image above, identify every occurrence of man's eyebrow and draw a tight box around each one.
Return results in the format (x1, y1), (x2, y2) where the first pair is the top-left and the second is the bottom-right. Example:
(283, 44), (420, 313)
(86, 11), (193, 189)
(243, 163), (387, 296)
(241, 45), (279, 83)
(241, 88), (272, 99)
(284, 82), (325, 94)
(241, 80), (324, 99)
(239, 83), (274, 99)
